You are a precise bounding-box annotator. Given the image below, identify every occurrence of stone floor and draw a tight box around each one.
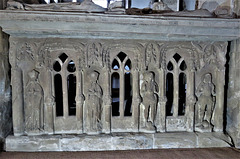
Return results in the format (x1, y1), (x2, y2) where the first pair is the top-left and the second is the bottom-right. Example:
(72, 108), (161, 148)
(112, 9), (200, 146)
(0, 148), (239, 159)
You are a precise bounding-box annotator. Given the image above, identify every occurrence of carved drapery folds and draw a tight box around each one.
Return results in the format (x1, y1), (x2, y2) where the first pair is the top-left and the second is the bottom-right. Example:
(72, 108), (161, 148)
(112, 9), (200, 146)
(85, 70), (103, 134)
(25, 69), (44, 134)
(9, 38), (228, 136)
(139, 72), (158, 132)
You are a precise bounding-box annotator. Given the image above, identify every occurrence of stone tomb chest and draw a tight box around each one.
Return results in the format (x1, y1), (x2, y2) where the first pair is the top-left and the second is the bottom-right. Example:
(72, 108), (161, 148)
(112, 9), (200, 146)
(1, 11), (239, 151)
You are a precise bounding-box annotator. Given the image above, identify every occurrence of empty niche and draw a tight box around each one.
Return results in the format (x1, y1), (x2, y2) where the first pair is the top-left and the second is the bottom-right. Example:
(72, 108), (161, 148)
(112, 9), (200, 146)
(124, 59), (132, 116)
(67, 60), (76, 116)
(67, 74), (76, 116)
(111, 72), (120, 116)
(166, 53), (187, 116)
(178, 73), (186, 115)
(53, 53), (77, 117)
(111, 52), (132, 117)
(54, 74), (63, 117)
(166, 72), (173, 116)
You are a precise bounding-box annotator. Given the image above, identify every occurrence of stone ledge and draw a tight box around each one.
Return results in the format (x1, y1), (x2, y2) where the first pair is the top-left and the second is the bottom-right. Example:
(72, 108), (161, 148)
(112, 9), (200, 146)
(0, 11), (239, 41)
(5, 132), (232, 152)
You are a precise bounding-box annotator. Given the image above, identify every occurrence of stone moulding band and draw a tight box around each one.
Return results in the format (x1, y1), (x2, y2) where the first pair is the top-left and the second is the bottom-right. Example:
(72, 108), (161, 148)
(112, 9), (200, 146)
(5, 132), (232, 152)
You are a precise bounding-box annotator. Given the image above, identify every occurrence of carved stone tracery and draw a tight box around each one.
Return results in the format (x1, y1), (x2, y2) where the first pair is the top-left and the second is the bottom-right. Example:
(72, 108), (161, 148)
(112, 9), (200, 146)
(9, 39), (228, 136)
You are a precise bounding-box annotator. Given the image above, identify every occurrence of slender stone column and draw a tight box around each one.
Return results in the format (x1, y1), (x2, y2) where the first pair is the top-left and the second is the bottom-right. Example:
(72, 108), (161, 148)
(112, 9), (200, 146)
(173, 66), (179, 117)
(132, 69), (140, 131)
(76, 69), (84, 132)
(102, 70), (111, 133)
(213, 70), (225, 132)
(11, 68), (24, 136)
(44, 69), (54, 134)
(62, 69), (69, 118)
(186, 70), (196, 132)
(156, 68), (166, 132)
(7, 36), (24, 136)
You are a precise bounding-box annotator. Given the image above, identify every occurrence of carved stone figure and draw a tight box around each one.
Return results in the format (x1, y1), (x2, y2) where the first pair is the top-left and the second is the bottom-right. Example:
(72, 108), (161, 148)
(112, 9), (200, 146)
(86, 71), (103, 133)
(145, 43), (157, 69)
(25, 69), (44, 133)
(195, 73), (216, 132)
(17, 43), (35, 66)
(140, 72), (158, 131)
(203, 45), (218, 66)
(88, 43), (102, 67)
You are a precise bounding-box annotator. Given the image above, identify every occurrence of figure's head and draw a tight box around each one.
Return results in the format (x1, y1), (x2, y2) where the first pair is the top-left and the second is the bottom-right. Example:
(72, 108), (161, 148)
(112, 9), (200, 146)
(203, 73), (212, 83)
(28, 69), (39, 80)
(145, 72), (154, 81)
(90, 71), (99, 82)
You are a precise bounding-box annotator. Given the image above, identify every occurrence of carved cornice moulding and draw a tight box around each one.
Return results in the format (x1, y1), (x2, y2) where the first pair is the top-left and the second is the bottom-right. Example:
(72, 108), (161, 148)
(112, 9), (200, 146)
(0, 11), (239, 41)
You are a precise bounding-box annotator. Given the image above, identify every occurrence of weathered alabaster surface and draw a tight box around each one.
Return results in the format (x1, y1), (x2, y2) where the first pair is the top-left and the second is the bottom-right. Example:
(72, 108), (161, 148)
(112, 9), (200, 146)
(9, 37), (227, 137)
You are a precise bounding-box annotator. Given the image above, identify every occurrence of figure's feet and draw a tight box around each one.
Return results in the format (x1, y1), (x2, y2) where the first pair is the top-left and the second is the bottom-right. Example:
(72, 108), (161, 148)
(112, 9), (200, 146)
(139, 122), (156, 133)
(195, 120), (213, 132)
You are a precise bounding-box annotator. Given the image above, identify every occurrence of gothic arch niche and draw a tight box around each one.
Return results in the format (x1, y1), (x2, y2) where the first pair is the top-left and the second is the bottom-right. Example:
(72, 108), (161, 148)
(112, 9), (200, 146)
(166, 53), (187, 117)
(110, 51), (136, 132)
(164, 50), (194, 132)
(52, 52), (81, 134)
(111, 52), (132, 117)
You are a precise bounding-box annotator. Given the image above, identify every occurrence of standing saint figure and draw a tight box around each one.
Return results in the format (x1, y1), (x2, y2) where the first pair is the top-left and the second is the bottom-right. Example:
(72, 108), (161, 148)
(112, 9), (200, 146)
(25, 69), (44, 133)
(195, 73), (216, 130)
(140, 72), (158, 128)
(87, 71), (103, 132)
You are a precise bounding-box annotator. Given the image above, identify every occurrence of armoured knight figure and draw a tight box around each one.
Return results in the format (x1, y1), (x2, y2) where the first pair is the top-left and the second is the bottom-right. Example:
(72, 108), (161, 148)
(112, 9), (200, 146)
(195, 73), (216, 131)
(140, 72), (158, 127)
(87, 71), (103, 132)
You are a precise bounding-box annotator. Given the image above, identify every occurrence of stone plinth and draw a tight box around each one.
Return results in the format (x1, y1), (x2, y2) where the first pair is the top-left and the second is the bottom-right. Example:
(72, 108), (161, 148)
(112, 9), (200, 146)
(5, 132), (231, 152)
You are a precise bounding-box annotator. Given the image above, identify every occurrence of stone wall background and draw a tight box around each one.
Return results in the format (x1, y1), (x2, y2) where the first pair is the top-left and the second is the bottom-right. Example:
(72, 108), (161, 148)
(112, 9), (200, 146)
(0, 28), (12, 150)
